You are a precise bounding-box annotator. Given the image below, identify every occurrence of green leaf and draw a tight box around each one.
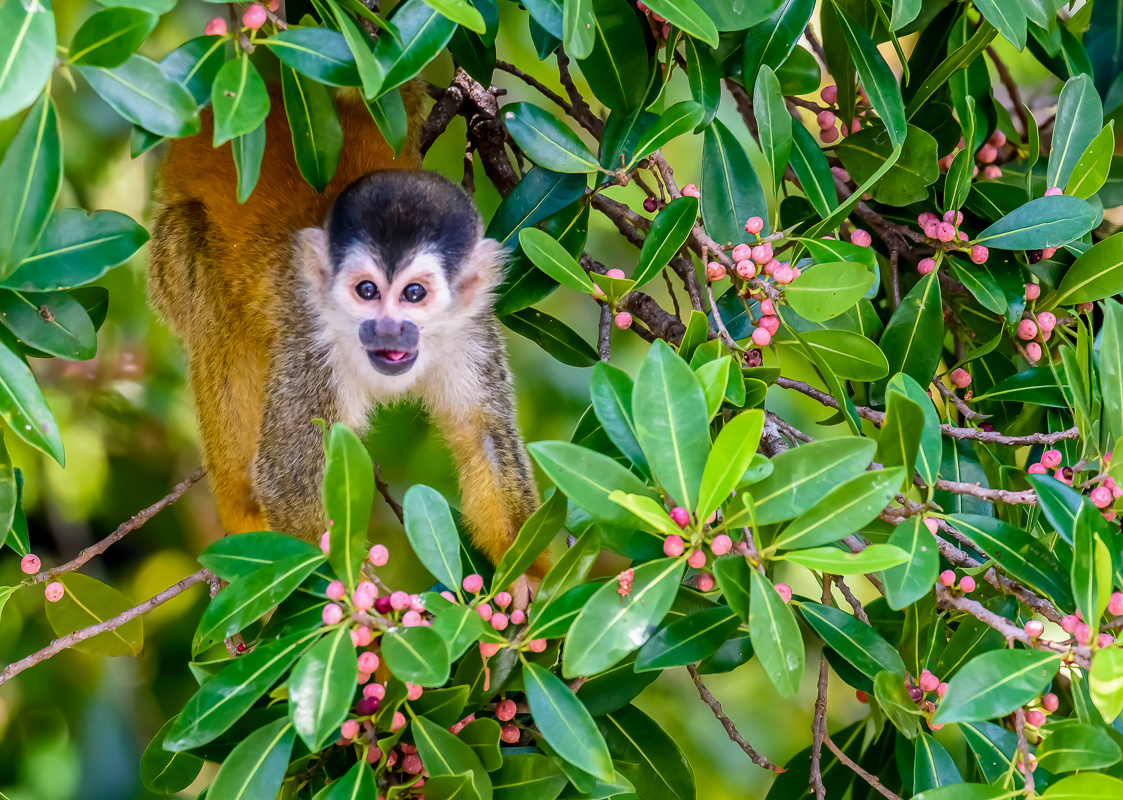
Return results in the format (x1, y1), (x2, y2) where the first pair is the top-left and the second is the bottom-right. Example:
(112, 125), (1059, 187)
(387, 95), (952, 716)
(328, 0), (384, 99)
(877, 387), (924, 489)
(535, 528), (600, 608)
(140, 718), (204, 795)
(528, 441), (657, 526)
(913, 787), (1015, 800)
(44, 572), (142, 656)
(801, 602), (905, 680)
(192, 552), (325, 654)
(799, 329), (888, 381)
(607, 491), (679, 536)
(366, 87), (409, 157)
(874, 669), (922, 738)
(502, 307), (597, 367)
(69, 7), (156, 68)
(1066, 122), (1115, 199)
(641, 0), (718, 46)
(973, 0), (1026, 50)
(750, 570), (804, 698)
(784, 262), (871, 322)
(697, 410), (764, 520)
(741, 0), (814, 90)
(598, 705), (696, 800)
(950, 514), (1073, 608)
(970, 367), (1068, 407)
(960, 720), (1026, 786)
(635, 606), (740, 672)
(0, 342), (63, 463)
(1091, 647), (1123, 725)
(0, 290), (96, 360)
(504, 102), (599, 173)
(1047, 74), (1103, 190)
(261, 28), (362, 87)
(1072, 503), (1112, 638)
(320, 761), (377, 800)
(0, 436), (16, 538)
(883, 516), (939, 610)
(1100, 299), (1123, 450)
(211, 56), (270, 147)
(683, 37), (719, 131)
(383, 625), (451, 686)
(702, 119), (768, 245)
(199, 532), (322, 583)
(492, 754), (566, 800)
(524, 661), (614, 781)
(280, 64), (342, 193)
(526, 582), (598, 640)
(1037, 719), (1122, 772)
(562, 0), (594, 60)
(875, 270), (942, 402)
(589, 361), (648, 472)
(563, 557), (685, 677)
(492, 489), (566, 591)
(78, 55), (200, 138)
(1053, 233), (1123, 306)
(518, 228), (595, 293)
(2, 209), (147, 291)
(164, 629), (320, 750)
(974, 196), (1096, 249)
(780, 543), (909, 574)
(424, 0), (486, 33)
(413, 715), (494, 800)
(836, 124), (938, 206)
(207, 718), (294, 800)
(749, 436), (876, 524)
(834, 7), (906, 147)
(771, 468), (904, 551)
(0, 0), (55, 120)
(905, 22), (996, 121)
(289, 627), (357, 751)
(947, 256), (1006, 315)
(486, 168), (587, 246)
(323, 423), (374, 589)
(159, 34), (225, 106)
(932, 650), (1062, 724)
(404, 484), (464, 593)
(1042, 774), (1123, 799)
(628, 101), (705, 169)
(753, 66), (790, 193)
(578, 0), (648, 112)
(633, 339), (710, 511)
(231, 123), (265, 204)
(914, 732), (962, 793)
(789, 122), (838, 218)
(373, 0), (457, 94)
(712, 555), (751, 622)
(0, 93), (61, 278)
(432, 604), (488, 660)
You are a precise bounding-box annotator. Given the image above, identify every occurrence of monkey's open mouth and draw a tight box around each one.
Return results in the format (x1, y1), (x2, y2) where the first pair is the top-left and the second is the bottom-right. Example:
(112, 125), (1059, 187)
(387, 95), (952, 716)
(367, 348), (418, 375)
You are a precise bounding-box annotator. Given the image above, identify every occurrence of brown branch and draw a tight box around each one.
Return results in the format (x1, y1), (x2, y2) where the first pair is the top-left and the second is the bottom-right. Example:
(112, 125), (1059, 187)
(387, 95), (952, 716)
(988, 47), (1028, 134)
(1014, 707), (1035, 793)
(687, 665), (782, 772)
(495, 60), (575, 118)
(598, 303), (612, 361)
(825, 736), (904, 800)
(834, 577), (869, 624)
(0, 569), (210, 686)
(554, 48), (603, 138)
(374, 462), (404, 524)
(810, 576), (833, 800)
(34, 469), (204, 583)
(934, 379), (984, 422)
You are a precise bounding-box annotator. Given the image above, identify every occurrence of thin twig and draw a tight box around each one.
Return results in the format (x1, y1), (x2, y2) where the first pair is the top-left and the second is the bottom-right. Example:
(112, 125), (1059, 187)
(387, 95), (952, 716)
(554, 48), (603, 138)
(598, 303), (612, 361)
(495, 60), (574, 118)
(934, 379), (983, 422)
(1014, 707), (1035, 793)
(687, 665), (782, 772)
(374, 462), (404, 523)
(810, 576), (833, 800)
(825, 736), (904, 800)
(834, 577), (869, 624)
(988, 47), (1028, 134)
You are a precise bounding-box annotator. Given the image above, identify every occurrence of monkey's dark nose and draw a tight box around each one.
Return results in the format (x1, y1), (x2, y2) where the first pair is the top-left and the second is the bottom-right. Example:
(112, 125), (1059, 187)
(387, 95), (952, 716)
(359, 318), (419, 352)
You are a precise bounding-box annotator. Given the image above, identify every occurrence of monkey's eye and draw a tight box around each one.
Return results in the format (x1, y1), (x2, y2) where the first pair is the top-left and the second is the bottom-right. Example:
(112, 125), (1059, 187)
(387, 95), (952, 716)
(402, 283), (427, 303)
(355, 281), (379, 301)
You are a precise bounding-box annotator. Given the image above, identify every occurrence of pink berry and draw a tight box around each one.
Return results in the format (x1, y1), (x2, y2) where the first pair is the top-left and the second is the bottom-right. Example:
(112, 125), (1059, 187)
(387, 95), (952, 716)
(989, 130), (1007, 147)
(941, 210), (961, 225)
(268, 0), (280, 10)
(1017, 319), (1038, 340)
(205, 17), (228, 36)
(1045, 187), (1063, 197)
(1026, 709), (1046, 727)
(918, 212), (938, 227)
(760, 298), (775, 315)
(362, 683), (385, 701)
(851, 229), (872, 247)
(775, 583), (792, 603)
(959, 576), (975, 593)
(1041, 450), (1062, 469)
(1075, 622), (1091, 643)
(402, 754), (422, 774)
(682, 184), (700, 198)
(501, 724), (520, 743)
(323, 603), (343, 625)
(1105, 511), (1117, 522)
(759, 315), (780, 336)
(982, 165), (1002, 179)
(1037, 311), (1056, 333)
(751, 244), (773, 265)
(1028, 463), (1047, 474)
(390, 590), (411, 610)
(918, 258), (936, 275)
(527, 638), (548, 652)
(977, 144), (997, 164)
(1043, 247), (1057, 258)
(1026, 342), (1042, 361)
(773, 266), (795, 285)
(391, 711), (406, 732)
(358, 651), (380, 673)
(935, 222), (955, 242)
(1092, 486), (1113, 508)
(440, 590), (457, 604)
(970, 245), (989, 264)
(950, 368), (971, 389)
(762, 258), (778, 276)
(477, 603), (493, 621)
(1109, 591), (1123, 616)
(732, 243), (753, 262)
(821, 85), (838, 104)
(752, 327), (772, 347)
(341, 719), (360, 740)
(816, 111), (836, 130)
(462, 574), (484, 593)
(494, 592), (512, 609)
(697, 573), (715, 591)
(496, 698), (517, 721)
(1042, 692), (1059, 712)
(406, 682), (424, 701)
(320, 531), (331, 554)
(735, 260), (756, 279)
(325, 580), (345, 601)
(919, 670), (940, 693)
(831, 166), (850, 183)
(614, 311), (633, 330)
(924, 518), (939, 535)
(706, 262), (727, 282)
(490, 612), (509, 631)
(20, 554), (40, 574)
(936, 682), (948, 698)
(1060, 614), (1078, 633)
(745, 216), (764, 234)
(1100, 633), (1115, 648)
(1025, 283), (1040, 301)
(669, 507), (689, 529)
(510, 609), (526, 625)
(710, 534), (732, 556)
(606, 268), (626, 280)
(939, 570), (956, 587)
(663, 534), (685, 557)
(820, 127), (839, 143)
(972, 164), (979, 178)
(850, 119), (860, 133)
(1025, 620), (1045, 638)
(687, 549), (706, 569)
(44, 581), (64, 602)
(243, 4), (267, 29)
(369, 544), (389, 566)
(354, 626), (373, 647)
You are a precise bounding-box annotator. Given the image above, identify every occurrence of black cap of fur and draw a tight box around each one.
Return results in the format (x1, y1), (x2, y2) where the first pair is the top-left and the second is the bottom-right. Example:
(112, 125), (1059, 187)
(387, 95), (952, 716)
(327, 170), (482, 279)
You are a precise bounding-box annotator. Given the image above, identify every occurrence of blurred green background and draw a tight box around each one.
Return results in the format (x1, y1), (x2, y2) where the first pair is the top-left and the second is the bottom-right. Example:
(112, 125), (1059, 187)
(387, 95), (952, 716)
(0, 1), (1063, 797)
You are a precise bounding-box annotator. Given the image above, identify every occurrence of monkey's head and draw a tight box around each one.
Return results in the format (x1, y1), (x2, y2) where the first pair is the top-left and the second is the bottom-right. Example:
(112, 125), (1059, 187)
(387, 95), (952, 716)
(301, 171), (502, 384)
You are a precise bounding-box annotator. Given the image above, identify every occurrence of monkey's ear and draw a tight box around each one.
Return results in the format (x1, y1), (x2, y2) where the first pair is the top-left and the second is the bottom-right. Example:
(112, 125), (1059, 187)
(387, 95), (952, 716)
(455, 238), (504, 313)
(299, 227), (332, 295)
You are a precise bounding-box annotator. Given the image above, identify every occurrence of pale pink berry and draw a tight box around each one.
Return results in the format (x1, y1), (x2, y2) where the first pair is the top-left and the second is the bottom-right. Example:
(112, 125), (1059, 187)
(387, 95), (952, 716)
(391, 711), (406, 732)
(352, 589), (374, 613)
(1043, 247), (1057, 258)
(385, 750), (398, 767)
(1025, 283), (1040, 301)
(1105, 511), (1117, 522)
(494, 591), (512, 609)
(496, 698), (517, 721)
(735, 260), (756, 279)
(977, 144), (997, 163)
(664, 534), (685, 557)
(924, 518), (939, 535)
(1016, 756), (1037, 774)
(972, 164), (979, 178)
(820, 127), (839, 143)
(938, 155), (953, 171)
(685, 549), (705, 569)
(682, 184), (700, 198)
(1045, 187), (1063, 197)
(390, 590), (411, 610)
(1099, 633), (1114, 648)
(527, 638), (548, 652)
(477, 603), (493, 622)
(402, 754), (422, 774)
(368, 544), (389, 566)
(402, 610), (422, 627)
(831, 166), (850, 183)
(320, 531), (331, 554)
(1026, 709), (1046, 727)
(959, 576), (975, 593)
(706, 262), (727, 282)
(364, 682), (386, 700)
(752, 327), (772, 347)
(950, 368), (971, 389)
(324, 580), (344, 601)
(917, 258), (936, 276)
(918, 212), (938, 227)
(919, 670), (940, 693)
(957, 231), (969, 242)
(1060, 614), (1079, 633)
(1092, 486), (1113, 508)
(341, 719), (360, 740)
(1017, 319), (1038, 340)
(510, 609), (526, 625)
(936, 682), (948, 698)
(44, 581), (64, 602)
(751, 244), (773, 265)
(1075, 622), (1091, 643)
(205, 17), (227, 36)
(762, 258), (779, 276)
(1028, 463), (1047, 474)
(1109, 592), (1123, 616)
(20, 554), (40, 574)
(850, 119), (860, 133)
(851, 229), (872, 247)
(982, 165), (1002, 179)
(1041, 450), (1062, 469)
(935, 222), (955, 242)
(697, 573), (715, 592)
(405, 682), (423, 701)
(1026, 342), (1042, 362)
(501, 724), (520, 743)
(989, 130), (1006, 147)
(462, 574), (484, 593)
(614, 311), (633, 330)
(1042, 692), (1059, 712)
(491, 612), (509, 631)
(440, 590), (457, 604)
(243, 3), (267, 29)
(970, 245), (989, 264)
(732, 243), (753, 262)
(816, 111), (836, 130)
(923, 221), (939, 238)
(791, 267), (802, 279)
(821, 85), (838, 104)
(1025, 620), (1045, 638)
(759, 316), (780, 336)
(603, 268), (624, 280)
(745, 216), (764, 234)
(939, 570), (956, 587)
(353, 626), (373, 647)
(1037, 312), (1056, 333)
(710, 534), (732, 556)
(775, 583), (793, 603)
(760, 298), (775, 315)
(323, 603), (343, 624)
(776, 266), (797, 285)
(480, 642), (502, 659)
(670, 507), (689, 529)
(941, 210), (961, 225)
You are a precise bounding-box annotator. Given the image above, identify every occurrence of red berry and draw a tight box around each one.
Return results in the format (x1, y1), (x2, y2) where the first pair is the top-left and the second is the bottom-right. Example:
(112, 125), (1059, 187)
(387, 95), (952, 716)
(500, 724), (520, 743)
(496, 699), (517, 721)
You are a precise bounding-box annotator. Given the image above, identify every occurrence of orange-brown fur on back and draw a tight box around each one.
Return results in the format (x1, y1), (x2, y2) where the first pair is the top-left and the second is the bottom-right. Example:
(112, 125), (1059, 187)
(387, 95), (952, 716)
(149, 86), (424, 536)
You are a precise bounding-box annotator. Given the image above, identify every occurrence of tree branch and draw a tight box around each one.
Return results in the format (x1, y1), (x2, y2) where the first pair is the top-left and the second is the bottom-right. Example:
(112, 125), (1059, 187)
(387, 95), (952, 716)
(825, 736), (904, 800)
(687, 665), (783, 772)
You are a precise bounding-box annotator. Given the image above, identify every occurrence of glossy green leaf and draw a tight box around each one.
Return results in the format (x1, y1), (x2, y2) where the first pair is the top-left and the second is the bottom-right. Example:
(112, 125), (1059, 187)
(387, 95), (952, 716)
(207, 718), (294, 800)
(801, 602), (905, 679)
(973, 0), (1026, 50)
(159, 34), (225, 107)
(1053, 234), (1123, 306)
(231, 122), (265, 203)
(424, 0), (486, 32)
(876, 270), (942, 402)
(323, 423), (374, 589)
(974, 196), (1096, 249)
(914, 732), (962, 793)
(883, 516), (939, 610)
(1047, 74), (1102, 191)
(753, 66), (790, 192)
(432, 604), (488, 660)
(834, 7), (906, 146)
(0, 342), (63, 463)
(641, 0), (718, 46)
(484, 168), (585, 246)
(373, 0), (457, 94)
(875, 669), (922, 738)
(960, 719), (1029, 787)
(607, 491), (679, 536)
(492, 753), (567, 800)
(0, 290), (96, 360)
(492, 489), (566, 591)
(261, 28), (362, 87)
(784, 262), (871, 322)
(80, 55), (200, 138)
(0, 94), (61, 278)
(950, 514), (1073, 608)
(1042, 774), (1123, 799)
(320, 761), (378, 800)
(1090, 647), (1123, 725)
(69, 7), (156, 68)
(789, 122), (838, 218)
(1037, 719), (1122, 772)
(528, 441), (655, 526)
(749, 436), (876, 524)
(913, 787), (1014, 800)
(932, 649), (1062, 724)
(750, 570), (804, 698)
(635, 606), (740, 672)
(878, 387), (924, 489)
(562, 0), (594, 60)
(413, 715), (494, 800)
(403, 484), (462, 594)
(44, 572), (142, 656)
(198, 532), (322, 583)
(140, 718), (204, 794)
(579, 0), (647, 112)
(780, 543), (910, 573)
(905, 22), (996, 121)
(683, 37), (720, 131)
(702, 119), (768, 245)
(524, 662), (614, 781)
(383, 624), (452, 686)
(697, 409), (763, 520)
(1066, 122), (1115, 199)
(771, 468), (904, 551)
(518, 228), (595, 293)
(0, 0), (55, 120)
(598, 705), (696, 800)
(1101, 299), (1123, 449)
(289, 627), (357, 751)
(971, 366), (1068, 407)
(504, 102), (599, 173)
(563, 557), (685, 677)
(280, 65), (342, 193)
(629, 101), (705, 169)
(741, 0), (814, 90)
(503, 307), (598, 367)
(1072, 503), (1112, 638)
(711, 555), (751, 622)
(799, 329), (888, 381)
(211, 56), (270, 147)
(837, 124), (938, 206)
(328, 0), (384, 99)
(589, 361), (648, 472)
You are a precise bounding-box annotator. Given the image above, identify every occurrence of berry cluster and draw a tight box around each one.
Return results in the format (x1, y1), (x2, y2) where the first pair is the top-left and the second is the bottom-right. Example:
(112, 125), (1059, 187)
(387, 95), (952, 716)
(204, 1), (279, 36)
(815, 84), (866, 143)
(937, 130), (1008, 181)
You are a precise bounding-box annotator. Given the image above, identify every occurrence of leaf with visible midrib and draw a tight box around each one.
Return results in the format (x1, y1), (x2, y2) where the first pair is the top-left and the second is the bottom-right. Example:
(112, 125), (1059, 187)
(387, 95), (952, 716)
(492, 489), (566, 591)
(206, 718), (295, 800)
(749, 570), (804, 698)
(931, 649), (1061, 724)
(800, 602), (905, 680)
(524, 661), (615, 781)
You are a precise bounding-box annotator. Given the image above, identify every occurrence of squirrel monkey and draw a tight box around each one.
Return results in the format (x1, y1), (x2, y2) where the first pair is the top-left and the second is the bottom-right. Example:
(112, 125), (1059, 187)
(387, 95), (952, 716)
(148, 86), (539, 566)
